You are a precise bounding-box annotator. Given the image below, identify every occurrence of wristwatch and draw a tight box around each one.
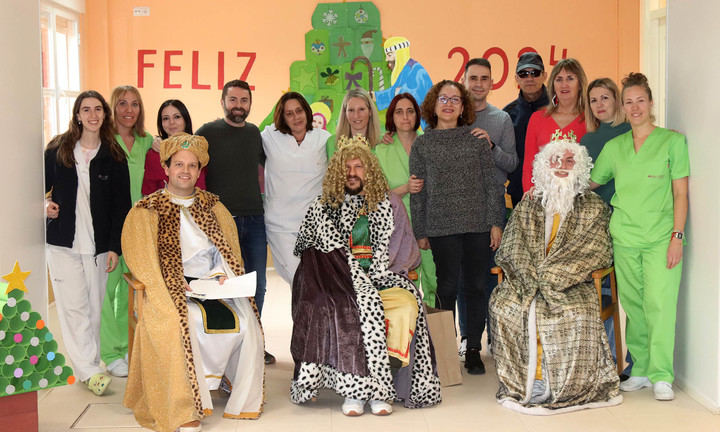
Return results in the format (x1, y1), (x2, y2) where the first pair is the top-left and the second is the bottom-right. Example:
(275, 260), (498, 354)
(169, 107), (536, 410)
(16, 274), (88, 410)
(671, 231), (684, 240)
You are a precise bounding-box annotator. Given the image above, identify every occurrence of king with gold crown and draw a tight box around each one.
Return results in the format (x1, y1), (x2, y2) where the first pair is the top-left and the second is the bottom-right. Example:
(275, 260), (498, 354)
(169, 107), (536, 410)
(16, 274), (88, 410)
(289, 134), (441, 416)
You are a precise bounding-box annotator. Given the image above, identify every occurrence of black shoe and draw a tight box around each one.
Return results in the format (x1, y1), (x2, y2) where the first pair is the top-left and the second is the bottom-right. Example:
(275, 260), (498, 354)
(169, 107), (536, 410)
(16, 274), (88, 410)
(619, 373), (630, 382)
(465, 348), (485, 375)
(264, 351), (276, 365)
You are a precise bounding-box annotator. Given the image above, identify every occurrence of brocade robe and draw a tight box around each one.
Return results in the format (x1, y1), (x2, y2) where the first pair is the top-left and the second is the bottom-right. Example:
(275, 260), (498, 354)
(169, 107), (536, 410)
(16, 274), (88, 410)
(489, 192), (621, 414)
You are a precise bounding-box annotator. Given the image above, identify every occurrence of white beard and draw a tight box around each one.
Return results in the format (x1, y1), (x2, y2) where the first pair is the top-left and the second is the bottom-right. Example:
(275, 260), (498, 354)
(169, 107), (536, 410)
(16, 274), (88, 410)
(539, 169), (581, 217)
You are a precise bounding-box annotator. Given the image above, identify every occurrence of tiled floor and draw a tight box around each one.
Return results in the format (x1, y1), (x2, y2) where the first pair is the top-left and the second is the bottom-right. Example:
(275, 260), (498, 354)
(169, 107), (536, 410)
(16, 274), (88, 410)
(38, 271), (720, 431)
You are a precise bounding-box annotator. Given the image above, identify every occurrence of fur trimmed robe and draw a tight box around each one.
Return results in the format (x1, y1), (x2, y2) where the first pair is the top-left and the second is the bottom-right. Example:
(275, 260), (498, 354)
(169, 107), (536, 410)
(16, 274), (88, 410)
(121, 190), (264, 432)
(489, 193), (621, 414)
(290, 193), (441, 408)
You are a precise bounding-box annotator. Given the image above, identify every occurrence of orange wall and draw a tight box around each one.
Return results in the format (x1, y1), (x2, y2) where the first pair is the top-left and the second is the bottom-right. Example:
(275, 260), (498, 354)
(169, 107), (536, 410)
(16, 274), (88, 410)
(84, 0), (639, 132)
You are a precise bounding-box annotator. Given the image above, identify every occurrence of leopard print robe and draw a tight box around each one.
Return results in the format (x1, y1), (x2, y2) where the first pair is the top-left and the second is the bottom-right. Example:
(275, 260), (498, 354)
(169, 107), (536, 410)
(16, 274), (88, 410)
(290, 193), (441, 408)
(122, 189), (264, 432)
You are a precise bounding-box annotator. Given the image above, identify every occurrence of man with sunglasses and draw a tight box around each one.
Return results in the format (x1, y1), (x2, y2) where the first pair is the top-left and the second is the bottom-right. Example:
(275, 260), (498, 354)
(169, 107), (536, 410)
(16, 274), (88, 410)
(503, 52), (549, 207)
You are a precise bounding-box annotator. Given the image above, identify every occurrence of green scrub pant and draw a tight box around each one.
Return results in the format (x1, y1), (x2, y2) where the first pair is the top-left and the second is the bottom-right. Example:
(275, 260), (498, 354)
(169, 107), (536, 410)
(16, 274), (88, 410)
(419, 248), (437, 308)
(614, 242), (682, 383)
(100, 256), (129, 365)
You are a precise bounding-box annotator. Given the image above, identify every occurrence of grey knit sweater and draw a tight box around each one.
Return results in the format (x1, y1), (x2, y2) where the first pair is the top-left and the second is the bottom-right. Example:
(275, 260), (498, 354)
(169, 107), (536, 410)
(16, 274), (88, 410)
(409, 125), (505, 239)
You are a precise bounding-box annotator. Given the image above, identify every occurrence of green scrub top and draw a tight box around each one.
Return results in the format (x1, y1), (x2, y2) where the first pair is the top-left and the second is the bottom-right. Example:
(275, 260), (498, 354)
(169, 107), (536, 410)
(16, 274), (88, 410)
(591, 127), (689, 247)
(115, 132), (153, 204)
(326, 134), (337, 160)
(375, 134), (412, 214)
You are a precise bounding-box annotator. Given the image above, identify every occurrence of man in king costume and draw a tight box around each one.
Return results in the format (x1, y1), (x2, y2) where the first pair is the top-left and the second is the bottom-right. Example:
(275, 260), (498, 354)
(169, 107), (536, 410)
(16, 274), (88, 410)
(489, 133), (621, 414)
(290, 136), (441, 416)
(121, 134), (264, 432)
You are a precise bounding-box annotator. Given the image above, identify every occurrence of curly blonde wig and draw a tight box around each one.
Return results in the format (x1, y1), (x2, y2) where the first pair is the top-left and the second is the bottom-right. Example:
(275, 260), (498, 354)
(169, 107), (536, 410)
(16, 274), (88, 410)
(321, 137), (388, 211)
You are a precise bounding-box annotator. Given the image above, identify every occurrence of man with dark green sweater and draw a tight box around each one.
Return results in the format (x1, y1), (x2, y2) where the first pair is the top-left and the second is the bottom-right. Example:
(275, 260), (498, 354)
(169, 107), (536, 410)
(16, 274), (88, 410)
(197, 79), (274, 364)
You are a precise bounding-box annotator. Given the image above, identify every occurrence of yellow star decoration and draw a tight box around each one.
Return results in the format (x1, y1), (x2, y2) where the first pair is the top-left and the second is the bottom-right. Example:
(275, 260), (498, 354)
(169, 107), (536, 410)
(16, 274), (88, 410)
(2, 261), (31, 294)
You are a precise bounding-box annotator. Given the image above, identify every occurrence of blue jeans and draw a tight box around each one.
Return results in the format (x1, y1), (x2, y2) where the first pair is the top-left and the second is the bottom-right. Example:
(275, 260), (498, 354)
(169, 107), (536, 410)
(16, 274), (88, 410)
(233, 215), (268, 316)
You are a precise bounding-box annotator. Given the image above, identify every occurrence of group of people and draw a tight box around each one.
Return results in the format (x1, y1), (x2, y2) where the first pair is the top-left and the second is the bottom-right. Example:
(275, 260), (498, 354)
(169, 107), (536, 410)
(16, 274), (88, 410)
(43, 49), (688, 431)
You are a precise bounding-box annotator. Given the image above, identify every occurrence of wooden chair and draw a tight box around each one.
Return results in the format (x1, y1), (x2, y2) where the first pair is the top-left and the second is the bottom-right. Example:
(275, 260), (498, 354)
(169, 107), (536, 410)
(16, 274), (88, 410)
(123, 273), (146, 364)
(490, 266), (624, 376)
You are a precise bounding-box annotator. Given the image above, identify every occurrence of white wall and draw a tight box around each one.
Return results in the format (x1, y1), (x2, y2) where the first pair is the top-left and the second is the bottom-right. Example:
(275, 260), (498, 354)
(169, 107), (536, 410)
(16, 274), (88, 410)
(667, 2), (720, 413)
(48, 0), (84, 13)
(0, 0), (46, 311)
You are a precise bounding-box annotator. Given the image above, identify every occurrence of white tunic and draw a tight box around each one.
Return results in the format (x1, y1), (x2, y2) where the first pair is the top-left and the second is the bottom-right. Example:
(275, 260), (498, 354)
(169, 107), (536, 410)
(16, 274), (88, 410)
(262, 125), (329, 233)
(168, 191), (264, 415)
(262, 125), (329, 283)
(72, 142), (99, 254)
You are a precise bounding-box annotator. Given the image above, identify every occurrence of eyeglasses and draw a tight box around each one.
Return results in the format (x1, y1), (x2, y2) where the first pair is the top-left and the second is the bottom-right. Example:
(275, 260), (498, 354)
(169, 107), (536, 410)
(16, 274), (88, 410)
(517, 69), (543, 78)
(438, 96), (462, 105)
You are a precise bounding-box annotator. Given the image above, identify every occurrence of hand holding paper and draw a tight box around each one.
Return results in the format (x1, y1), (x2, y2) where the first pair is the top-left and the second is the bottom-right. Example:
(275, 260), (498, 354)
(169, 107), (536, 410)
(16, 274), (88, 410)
(187, 271), (257, 300)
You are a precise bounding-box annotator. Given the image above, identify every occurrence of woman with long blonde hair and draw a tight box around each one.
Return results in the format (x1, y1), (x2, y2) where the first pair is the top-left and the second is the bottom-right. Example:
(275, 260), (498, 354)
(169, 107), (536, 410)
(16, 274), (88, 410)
(100, 85), (154, 378)
(326, 88), (381, 158)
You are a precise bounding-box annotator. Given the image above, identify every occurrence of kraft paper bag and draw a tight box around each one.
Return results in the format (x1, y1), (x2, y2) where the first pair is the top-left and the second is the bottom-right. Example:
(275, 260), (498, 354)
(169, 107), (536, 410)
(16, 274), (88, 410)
(425, 306), (462, 387)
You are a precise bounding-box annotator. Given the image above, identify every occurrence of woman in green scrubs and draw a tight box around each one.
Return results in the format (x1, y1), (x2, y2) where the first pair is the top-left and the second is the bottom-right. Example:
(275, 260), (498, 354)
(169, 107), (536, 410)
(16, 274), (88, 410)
(100, 86), (154, 377)
(375, 93), (437, 306)
(591, 73), (689, 401)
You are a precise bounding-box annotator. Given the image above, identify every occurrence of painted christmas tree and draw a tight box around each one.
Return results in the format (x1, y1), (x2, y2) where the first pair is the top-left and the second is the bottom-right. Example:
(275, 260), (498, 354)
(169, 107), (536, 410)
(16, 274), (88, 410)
(260, 1), (390, 134)
(0, 262), (74, 397)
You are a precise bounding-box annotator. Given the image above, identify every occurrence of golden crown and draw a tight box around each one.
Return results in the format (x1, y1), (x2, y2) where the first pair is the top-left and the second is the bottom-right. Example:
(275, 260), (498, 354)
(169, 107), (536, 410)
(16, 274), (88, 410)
(550, 129), (578, 143)
(337, 135), (371, 149)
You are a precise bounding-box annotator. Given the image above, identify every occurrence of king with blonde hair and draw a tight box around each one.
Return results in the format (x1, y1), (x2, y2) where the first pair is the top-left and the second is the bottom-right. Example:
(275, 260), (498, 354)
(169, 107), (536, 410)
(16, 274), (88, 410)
(290, 134), (440, 417)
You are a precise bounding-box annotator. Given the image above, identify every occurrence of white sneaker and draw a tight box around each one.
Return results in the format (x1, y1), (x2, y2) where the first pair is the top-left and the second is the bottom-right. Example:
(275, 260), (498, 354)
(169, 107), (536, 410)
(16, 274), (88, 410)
(653, 381), (675, 401)
(619, 376), (651, 392)
(369, 399), (392, 416)
(458, 337), (467, 362)
(342, 398), (365, 416)
(176, 423), (202, 432)
(107, 358), (129, 377)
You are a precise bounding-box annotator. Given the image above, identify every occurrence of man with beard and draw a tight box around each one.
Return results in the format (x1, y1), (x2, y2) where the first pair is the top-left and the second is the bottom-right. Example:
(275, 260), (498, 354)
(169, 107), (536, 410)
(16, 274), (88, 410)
(196, 80), (274, 364)
(488, 133), (621, 414)
(290, 136), (441, 417)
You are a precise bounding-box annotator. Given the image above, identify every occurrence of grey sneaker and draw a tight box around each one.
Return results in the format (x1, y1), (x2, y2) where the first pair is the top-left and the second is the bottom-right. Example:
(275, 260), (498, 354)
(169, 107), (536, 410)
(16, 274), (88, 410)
(107, 358), (128, 377)
(620, 376), (651, 392)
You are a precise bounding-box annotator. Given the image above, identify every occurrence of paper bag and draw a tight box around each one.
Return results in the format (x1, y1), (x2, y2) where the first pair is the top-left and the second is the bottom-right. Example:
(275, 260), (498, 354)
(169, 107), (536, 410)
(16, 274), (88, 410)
(425, 306), (462, 387)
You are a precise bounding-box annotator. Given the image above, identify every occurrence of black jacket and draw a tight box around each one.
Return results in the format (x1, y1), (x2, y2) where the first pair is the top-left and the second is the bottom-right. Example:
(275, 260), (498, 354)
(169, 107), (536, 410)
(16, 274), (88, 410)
(503, 85), (549, 206)
(44, 142), (131, 256)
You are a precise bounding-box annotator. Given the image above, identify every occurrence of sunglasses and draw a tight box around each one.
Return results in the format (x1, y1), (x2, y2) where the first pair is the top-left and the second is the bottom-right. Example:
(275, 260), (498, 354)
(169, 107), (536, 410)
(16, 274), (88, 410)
(517, 69), (543, 78)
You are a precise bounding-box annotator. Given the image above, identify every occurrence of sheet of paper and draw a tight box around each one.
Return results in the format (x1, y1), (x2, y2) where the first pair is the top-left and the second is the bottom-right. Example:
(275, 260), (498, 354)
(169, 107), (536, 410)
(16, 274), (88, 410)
(187, 272), (256, 300)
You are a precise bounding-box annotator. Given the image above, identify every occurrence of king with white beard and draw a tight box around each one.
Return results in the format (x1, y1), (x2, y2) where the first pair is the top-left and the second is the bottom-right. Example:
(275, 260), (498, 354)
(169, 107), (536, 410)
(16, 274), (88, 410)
(488, 133), (622, 415)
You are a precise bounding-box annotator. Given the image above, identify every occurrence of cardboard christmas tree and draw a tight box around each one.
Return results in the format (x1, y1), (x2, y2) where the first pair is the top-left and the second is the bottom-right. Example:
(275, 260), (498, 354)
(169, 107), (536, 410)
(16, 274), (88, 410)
(0, 262), (74, 398)
(260, 1), (390, 134)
